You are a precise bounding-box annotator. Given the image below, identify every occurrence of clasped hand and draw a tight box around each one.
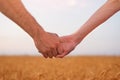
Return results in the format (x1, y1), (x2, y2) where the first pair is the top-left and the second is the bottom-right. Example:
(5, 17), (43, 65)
(33, 32), (78, 58)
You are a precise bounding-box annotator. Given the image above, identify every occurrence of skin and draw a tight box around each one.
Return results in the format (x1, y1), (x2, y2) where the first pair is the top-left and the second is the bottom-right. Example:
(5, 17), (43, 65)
(0, 0), (61, 58)
(57, 0), (120, 58)
(0, 0), (120, 58)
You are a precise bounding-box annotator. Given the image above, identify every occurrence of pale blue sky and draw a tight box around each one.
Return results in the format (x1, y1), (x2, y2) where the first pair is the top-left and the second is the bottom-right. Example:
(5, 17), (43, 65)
(0, 0), (120, 56)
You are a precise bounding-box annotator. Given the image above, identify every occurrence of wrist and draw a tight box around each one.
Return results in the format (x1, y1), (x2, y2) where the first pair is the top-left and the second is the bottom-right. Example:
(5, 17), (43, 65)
(66, 34), (81, 46)
(71, 32), (85, 45)
(32, 26), (46, 40)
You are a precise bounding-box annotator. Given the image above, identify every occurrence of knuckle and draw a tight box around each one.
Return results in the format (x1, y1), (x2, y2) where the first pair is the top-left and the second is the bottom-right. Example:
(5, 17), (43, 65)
(55, 42), (60, 45)
(51, 45), (56, 49)
(42, 50), (46, 54)
(49, 56), (53, 58)
(42, 49), (50, 54)
(48, 53), (53, 58)
(46, 49), (50, 53)
(43, 54), (47, 58)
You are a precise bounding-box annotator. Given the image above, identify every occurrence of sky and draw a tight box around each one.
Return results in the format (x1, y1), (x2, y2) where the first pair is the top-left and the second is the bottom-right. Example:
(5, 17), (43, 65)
(0, 0), (120, 56)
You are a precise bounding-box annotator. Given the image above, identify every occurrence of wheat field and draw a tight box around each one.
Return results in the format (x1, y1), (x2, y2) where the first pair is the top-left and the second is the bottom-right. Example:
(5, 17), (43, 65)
(0, 56), (120, 80)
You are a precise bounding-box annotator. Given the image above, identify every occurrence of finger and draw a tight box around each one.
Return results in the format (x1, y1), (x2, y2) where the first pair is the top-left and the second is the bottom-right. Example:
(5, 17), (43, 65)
(38, 50), (48, 58)
(43, 54), (48, 58)
(42, 53), (48, 58)
(56, 51), (68, 58)
(47, 51), (53, 58)
(57, 44), (64, 55)
(50, 45), (58, 57)
(52, 48), (58, 57)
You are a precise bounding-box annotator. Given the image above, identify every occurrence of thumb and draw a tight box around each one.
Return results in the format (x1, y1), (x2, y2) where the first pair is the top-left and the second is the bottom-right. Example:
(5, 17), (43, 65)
(56, 51), (68, 58)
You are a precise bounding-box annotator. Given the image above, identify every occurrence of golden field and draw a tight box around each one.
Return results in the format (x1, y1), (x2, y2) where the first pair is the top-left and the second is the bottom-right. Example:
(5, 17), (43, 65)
(0, 56), (120, 80)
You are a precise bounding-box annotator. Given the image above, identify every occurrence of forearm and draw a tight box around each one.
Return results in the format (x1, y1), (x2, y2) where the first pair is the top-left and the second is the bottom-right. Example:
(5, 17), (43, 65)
(0, 0), (45, 38)
(73, 0), (120, 43)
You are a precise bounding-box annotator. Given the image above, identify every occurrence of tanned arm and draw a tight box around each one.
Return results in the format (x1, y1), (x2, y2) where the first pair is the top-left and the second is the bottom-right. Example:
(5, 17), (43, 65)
(0, 0), (61, 58)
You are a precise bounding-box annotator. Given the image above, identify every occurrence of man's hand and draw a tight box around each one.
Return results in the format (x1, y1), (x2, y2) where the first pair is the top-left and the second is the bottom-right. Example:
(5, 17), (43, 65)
(33, 32), (60, 58)
(56, 35), (78, 58)
(0, 0), (62, 58)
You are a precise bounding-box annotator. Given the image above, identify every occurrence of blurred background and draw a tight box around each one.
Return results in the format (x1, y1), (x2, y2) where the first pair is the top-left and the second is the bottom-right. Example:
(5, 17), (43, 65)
(0, 0), (120, 56)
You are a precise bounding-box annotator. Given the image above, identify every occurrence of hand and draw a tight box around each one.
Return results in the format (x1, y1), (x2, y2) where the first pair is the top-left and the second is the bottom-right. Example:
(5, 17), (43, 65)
(33, 32), (60, 58)
(56, 35), (78, 58)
